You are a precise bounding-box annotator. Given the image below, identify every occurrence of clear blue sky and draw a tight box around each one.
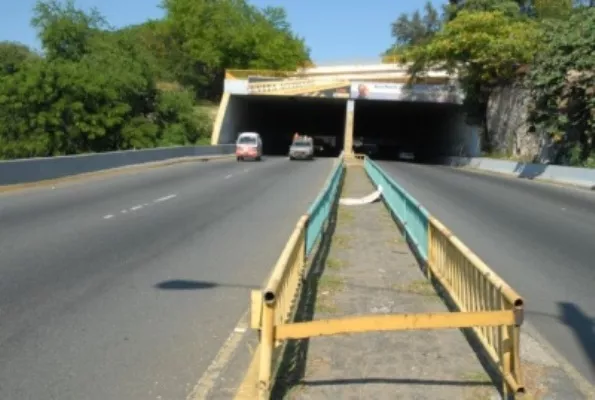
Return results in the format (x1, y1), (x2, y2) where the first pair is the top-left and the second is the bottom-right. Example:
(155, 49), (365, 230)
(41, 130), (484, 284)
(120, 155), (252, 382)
(0, 0), (446, 64)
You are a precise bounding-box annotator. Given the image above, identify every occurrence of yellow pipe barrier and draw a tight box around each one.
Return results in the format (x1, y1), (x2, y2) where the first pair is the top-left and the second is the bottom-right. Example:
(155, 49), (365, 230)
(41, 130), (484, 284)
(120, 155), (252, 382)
(258, 215), (308, 399)
(251, 155), (525, 399)
(427, 215), (524, 397)
(276, 310), (516, 339)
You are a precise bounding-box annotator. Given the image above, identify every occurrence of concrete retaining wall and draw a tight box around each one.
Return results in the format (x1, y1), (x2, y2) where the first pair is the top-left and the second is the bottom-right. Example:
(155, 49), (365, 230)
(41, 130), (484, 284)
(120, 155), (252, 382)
(442, 156), (595, 190)
(0, 145), (235, 185)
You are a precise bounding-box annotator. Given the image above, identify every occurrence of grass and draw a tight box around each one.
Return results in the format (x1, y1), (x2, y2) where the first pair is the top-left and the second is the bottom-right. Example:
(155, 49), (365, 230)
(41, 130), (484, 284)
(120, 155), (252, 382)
(315, 300), (339, 315)
(337, 206), (354, 223)
(315, 274), (345, 315)
(460, 371), (490, 383)
(326, 257), (346, 271)
(333, 234), (353, 249)
(394, 279), (437, 297)
(319, 275), (345, 292)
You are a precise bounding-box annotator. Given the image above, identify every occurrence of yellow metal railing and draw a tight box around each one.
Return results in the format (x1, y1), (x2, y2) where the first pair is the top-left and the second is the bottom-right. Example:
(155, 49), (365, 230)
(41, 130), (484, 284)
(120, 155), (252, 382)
(249, 155), (526, 399)
(428, 216), (524, 395)
(225, 69), (299, 80)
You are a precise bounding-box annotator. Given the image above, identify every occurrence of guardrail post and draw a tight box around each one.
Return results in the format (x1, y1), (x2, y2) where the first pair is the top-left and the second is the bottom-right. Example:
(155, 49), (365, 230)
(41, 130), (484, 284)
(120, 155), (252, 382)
(426, 224), (433, 280)
(258, 303), (275, 399)
(500, 313), (512, 398)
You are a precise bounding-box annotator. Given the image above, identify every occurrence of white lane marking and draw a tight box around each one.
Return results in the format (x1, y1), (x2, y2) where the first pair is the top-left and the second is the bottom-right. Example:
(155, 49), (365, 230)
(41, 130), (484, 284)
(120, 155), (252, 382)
(243, 168), (249, 173)
(225, 174), (233, 179)
(154, 194), (177, 203)
(187, 310), (250, 400)
(103, 214), (114, 220)
(121, 209), (128, 214)
(130, 205), (143, 211)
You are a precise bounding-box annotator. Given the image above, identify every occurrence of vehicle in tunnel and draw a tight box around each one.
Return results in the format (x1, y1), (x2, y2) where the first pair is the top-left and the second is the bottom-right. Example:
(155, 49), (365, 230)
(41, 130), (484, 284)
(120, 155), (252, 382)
(289, 138), (314, 160)
(217, 95), (346, 157)
(235, 132), (263, 161)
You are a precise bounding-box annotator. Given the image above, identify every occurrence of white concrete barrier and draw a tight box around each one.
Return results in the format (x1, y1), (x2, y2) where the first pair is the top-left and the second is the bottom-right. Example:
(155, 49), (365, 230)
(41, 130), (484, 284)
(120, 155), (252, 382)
(442, 157), (595, 190)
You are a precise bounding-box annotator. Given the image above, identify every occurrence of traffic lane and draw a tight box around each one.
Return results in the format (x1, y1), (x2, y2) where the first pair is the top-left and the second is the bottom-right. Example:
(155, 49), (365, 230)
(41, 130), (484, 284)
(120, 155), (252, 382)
(0, 157), (292, 299)
(378, 161), (595, 384)
(0, 157), (245, 228)
(0, 157), (334, 400)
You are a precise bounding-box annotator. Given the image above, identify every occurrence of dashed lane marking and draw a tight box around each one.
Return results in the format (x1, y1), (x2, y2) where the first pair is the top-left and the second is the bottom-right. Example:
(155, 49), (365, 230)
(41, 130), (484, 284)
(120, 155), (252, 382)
(154, 194), (177, 203)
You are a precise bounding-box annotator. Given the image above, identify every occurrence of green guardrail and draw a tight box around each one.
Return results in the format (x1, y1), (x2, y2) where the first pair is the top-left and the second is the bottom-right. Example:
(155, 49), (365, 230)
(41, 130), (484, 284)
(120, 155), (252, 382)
(364, 157), (430, 260)
(305, 152), (345, 256)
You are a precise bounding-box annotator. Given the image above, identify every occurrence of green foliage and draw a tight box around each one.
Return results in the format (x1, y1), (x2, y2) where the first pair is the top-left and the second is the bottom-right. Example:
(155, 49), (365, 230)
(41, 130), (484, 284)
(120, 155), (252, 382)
(445, 0), (523, 20)
(388, 0), (594, 163)
(31, 0), (107, 61)
(162, 0), (310, 98)
(404, 10), (542, 84)
(0, 42), (40, 76)
(0, 0), (309, 160)
(384, 1), (442, 56)
(527, 8), (595, 165)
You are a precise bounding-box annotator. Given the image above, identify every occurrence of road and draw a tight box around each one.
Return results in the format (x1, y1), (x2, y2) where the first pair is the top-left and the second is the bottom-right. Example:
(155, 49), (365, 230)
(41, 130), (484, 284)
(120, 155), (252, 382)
(0, 156), (333, 400)
(378, 161), (595, 386)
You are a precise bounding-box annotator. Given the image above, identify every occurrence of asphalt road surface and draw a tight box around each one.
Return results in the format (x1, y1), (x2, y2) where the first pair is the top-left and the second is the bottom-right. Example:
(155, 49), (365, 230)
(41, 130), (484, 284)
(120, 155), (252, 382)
(378, 161), (595, 386)
(0, 156), (334, 400)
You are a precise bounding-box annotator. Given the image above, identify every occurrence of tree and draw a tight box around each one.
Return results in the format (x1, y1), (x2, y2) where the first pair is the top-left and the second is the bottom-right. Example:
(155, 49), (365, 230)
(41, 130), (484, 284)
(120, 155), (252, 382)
(445, 0), (523, 21)
(404, 10), (542, 84)
(527, 8), (595, 165)
(385, 1), (442, 55)
(31, 0), (107, 61)
(162, 0), (310, 99)
(0, 41), (40, 76)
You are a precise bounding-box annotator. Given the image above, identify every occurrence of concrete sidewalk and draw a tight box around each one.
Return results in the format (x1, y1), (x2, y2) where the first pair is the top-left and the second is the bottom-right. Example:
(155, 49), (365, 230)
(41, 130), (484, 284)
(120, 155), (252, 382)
(269, 166), (589, 400)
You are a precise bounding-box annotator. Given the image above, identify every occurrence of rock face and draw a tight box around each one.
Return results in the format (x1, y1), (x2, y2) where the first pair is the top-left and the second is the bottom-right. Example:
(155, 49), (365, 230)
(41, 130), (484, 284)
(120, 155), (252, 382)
(486, 85), (544, 160)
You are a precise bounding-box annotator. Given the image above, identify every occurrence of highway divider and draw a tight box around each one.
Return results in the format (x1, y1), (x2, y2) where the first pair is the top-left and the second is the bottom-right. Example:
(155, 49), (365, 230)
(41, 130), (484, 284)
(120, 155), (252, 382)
(249, 152), (345, 398)
(250, 154), (525, 399)
(365, 157), (525, 397)
(0, 144), (235, 186)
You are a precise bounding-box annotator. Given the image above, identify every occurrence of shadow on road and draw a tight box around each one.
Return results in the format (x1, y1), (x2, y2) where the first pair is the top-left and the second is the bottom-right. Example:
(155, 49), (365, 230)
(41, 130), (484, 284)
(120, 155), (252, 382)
(154, 279), (259, 291)
(558, 302), (595, 380)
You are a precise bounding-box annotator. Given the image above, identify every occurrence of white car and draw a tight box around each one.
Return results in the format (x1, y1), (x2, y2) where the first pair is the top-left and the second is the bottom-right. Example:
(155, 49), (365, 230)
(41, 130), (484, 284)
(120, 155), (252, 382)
(289, 138), (314, 160)
(236, 132), (263, 161)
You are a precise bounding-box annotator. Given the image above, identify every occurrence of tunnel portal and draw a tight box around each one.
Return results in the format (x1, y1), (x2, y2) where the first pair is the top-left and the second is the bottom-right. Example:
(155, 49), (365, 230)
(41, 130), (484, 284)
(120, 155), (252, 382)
(219, 95), (347, 157)
(353, 100), (467, 161)
(216, 92), (476, 162)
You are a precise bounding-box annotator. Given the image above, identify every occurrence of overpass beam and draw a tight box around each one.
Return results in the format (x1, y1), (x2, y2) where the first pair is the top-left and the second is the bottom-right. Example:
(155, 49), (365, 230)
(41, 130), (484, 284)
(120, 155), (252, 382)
(211, 92), (231, 145)
(344, 100), (355, 155)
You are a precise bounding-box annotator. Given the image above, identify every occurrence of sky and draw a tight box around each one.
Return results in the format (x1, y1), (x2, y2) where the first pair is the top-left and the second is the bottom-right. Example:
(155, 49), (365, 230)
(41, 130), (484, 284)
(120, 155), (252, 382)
(0, 0), (447, 64)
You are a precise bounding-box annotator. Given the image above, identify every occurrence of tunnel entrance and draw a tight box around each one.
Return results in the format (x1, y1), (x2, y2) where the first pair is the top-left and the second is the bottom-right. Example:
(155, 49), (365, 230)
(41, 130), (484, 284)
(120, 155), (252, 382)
(219, 95), (346, 157)
(353, 100), (465, 162)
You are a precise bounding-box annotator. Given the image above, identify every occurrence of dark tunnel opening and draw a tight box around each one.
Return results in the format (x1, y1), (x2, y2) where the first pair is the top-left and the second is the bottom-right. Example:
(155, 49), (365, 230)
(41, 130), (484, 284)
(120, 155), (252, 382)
(353, 100), (466, 162)
(219, 95), (346, 157)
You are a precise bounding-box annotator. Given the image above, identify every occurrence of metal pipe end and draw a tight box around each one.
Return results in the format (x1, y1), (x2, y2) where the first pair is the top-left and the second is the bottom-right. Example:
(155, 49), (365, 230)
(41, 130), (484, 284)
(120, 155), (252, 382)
(263, 291), (276, 305)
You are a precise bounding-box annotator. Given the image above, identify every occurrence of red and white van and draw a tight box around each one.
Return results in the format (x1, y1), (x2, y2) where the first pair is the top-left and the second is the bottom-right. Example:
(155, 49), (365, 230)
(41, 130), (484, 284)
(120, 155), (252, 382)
(235, 132), (263, 161)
